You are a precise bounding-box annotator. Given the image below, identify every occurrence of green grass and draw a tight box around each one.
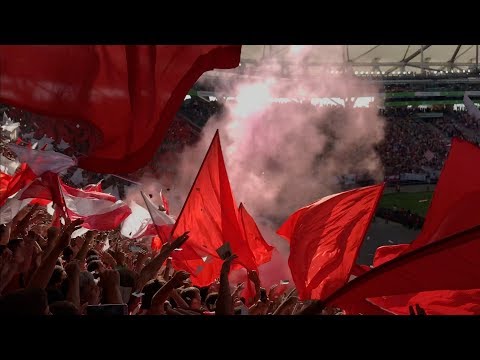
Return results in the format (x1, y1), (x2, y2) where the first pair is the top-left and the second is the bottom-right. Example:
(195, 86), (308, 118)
(379, 191), (434, 217)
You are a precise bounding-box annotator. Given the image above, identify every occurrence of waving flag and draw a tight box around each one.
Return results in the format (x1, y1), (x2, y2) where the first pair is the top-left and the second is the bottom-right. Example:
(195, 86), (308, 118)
(0, 163), (37, 206)
(171, 131), (257, 286)
(277, 184), (384, 300)
(8, 144), (76, 176)
(323, 225), (480, 314)
(238, 203), (274, 267)
(0, 45), (241, 174)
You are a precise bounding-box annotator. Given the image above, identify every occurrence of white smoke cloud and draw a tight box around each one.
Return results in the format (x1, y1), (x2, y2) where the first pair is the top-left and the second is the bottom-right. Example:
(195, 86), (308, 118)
(126, 46), (385, 287)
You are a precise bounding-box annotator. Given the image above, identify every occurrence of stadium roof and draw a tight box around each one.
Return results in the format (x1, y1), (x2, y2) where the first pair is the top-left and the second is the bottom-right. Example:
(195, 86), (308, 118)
(238, 45), (479, 75)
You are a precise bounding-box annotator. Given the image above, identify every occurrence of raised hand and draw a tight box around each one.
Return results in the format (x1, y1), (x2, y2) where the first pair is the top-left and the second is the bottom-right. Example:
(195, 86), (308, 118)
(221, 254), (238, 274)
(161, 231), (190, 254)
(99, 269), (120, 289)
(58, 219), (83, 249)
(171, 270), (190, 288)
(409, 304), (427, 315)
(64, 260), (81, 279)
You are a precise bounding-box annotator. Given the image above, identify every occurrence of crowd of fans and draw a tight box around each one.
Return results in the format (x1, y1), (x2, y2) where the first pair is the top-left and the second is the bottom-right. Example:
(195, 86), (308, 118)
(0, 208), (323, 315)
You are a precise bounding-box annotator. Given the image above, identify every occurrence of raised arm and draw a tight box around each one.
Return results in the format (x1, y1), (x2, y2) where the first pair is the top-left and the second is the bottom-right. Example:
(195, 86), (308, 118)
(27, 219), (83, 289)
(135, 232), (189, 292)
(75, 231), (95, 263)
(215, 254), (237, 316)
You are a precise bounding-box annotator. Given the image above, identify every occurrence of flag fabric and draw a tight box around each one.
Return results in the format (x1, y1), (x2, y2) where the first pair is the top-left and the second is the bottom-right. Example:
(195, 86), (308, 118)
(171, 131), (257, 287)
(0, 163), (37, 206)
(160, 190), (170, 215)
(350, 264), (371, 278)
(120, 201), (153, 239)
(0, 45), (241, 174)
(19, 174), (130, 230)
(61, 185), (131, 230)
(463, 93), (480, 120)
(120, 197), (174, 247)
(84, 180), (103, 192)
(373, 244), (410, 267)
(368, 289), (480, 315)
(238, 203), (274, 267)
(409, 138), (480, 251)
(8, 144), (76, 176)
(0, 154), (20, 175)
(323, 225), (480, 314)
(0, 172), (12, 200)
(277, 184), (384, 301)
(0, 189), (31, 224)
(140, 191), (175, 242)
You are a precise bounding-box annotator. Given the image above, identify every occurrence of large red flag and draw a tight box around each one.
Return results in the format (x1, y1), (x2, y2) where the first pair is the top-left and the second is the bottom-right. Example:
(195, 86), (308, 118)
(364, 139), (480, 314)
(368, 289), (480, 315)
(238, 203), (274, 267)
(410, 138), (480, 251)
(0, 45), (241, 174)
(323, 225), (480, 314)
(171, 131), (257, 286)
(277, 184), (384, 300)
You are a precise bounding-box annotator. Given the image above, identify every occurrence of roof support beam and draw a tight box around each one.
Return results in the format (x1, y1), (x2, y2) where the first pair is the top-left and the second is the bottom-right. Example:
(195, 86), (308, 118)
(386, 45), (432, 74)
(449, 45), (462, 64)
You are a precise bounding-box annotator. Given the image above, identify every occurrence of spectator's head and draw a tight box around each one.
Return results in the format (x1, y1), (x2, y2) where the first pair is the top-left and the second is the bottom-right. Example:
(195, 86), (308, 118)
(48, 265), (67, 289)
(180, 287), (202, 310)
(140, 279), (166, 310)
(62, 246), (74, 262)
(49, 301), (80, 315)
(87, 260), (104, 273)
(0, 288), (50, 315)
(86, 255), (100, 264)
(86, 249), (99, 258)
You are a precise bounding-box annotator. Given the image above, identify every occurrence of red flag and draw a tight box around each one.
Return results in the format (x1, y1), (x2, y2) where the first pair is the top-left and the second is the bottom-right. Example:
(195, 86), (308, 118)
(323, 225), (480, 314)
(160, 190), (170, 215)
(373, 244), (410, 267)
(84, 180), (103, 192)
(410, 138), (480, 251)
(171, 131), (256, 287)
(0, 163), (37, 206)
(368, 289), (480, 315)
(350, 264), (371, 277)
(0, 45), (241, 174)
(238, 203), (274, 267)
(19, 174), (130, 230)
(277, 184), (384, 300)
(0, 172), (12, 199)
